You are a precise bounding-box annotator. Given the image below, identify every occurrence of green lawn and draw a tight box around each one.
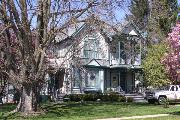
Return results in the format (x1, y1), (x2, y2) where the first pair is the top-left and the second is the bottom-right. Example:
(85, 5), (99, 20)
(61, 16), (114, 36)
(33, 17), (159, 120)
(0, 103), (16, 114)
(1, 102), (180, 120)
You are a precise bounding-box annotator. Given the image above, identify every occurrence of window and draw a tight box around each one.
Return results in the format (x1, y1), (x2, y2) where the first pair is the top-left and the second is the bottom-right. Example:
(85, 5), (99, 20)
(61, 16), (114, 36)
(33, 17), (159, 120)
(120, 42), (126, 64)
(73, 67), (81, 88)
(55, 47), (69, 58)
(85, 69), (99, 88)
(170, 86), (175, 91)
(84, 35), (99, 59)
(176, 86), (178, 91)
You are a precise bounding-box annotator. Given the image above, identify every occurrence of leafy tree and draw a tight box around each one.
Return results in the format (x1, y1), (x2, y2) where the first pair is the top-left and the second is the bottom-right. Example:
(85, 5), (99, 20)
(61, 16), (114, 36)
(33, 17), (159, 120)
(142, 42), (170, 87)
(148, 0), (178, 43)
(129, 0), (149, 30)
(131, 0), (178, 87)
(143, 0), (178, 86)
(130, 0), (178, 43)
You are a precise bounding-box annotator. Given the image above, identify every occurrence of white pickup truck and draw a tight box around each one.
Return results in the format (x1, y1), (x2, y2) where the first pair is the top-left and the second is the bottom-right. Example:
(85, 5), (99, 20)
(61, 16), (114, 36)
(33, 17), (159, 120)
(145, 85), (180, 104)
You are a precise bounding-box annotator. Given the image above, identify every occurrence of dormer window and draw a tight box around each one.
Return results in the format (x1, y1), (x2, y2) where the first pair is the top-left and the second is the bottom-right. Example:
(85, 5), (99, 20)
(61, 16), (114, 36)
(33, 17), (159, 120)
(83, 35), (99, 59)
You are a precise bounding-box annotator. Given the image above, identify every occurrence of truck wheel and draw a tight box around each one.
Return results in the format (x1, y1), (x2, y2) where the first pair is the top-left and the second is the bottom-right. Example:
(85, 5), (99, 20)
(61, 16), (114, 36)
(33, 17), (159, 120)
(148, 99), (155, 104)
(158, 96), (167, 105)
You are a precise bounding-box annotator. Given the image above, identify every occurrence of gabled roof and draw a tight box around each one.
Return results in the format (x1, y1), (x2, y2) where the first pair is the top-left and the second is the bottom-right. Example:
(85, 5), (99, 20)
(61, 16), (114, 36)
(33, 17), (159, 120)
(55, 17), (118, 44)
(86, 59), (101, 67)
(55, 18), (146, 46)
(112, 21), (146, 42)
(129, 30), (138, 36)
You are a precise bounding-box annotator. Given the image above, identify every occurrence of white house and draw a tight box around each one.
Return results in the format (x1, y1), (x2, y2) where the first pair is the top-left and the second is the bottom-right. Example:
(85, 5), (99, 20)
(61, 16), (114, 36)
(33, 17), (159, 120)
(45, 20), (145, 95)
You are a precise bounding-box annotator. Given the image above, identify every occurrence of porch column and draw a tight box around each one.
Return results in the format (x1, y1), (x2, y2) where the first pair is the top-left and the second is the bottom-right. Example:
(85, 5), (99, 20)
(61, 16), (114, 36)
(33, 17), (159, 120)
(132, 71), (135, 92)
(110, 72), (111, 88)
(140, 39), (142, 65)
(119, 41), (121, 64)
(118, 70), (121, 87)
(99, 69), (104, 93)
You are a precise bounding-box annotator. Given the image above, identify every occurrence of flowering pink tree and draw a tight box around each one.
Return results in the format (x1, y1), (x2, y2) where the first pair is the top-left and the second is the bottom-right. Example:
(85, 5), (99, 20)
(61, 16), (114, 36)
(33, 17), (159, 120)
(161, 24), (180, 83)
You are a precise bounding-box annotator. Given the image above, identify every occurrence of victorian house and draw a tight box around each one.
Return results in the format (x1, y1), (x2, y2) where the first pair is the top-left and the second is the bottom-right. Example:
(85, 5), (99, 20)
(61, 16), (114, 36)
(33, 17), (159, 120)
(45, 20), (145, 95)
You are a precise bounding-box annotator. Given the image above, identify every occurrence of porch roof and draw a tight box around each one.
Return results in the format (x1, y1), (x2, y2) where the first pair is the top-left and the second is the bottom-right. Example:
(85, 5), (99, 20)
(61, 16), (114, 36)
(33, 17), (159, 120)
(109, 64), (142, 69)
(84, 63), (142, 70)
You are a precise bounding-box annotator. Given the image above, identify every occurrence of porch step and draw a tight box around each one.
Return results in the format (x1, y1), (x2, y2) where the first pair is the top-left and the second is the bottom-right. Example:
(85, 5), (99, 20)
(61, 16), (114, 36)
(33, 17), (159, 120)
(125, 94), (147, 103)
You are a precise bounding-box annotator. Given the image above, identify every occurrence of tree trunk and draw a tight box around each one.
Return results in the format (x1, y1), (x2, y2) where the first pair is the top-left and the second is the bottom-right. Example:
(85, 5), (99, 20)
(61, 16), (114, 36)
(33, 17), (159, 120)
(18, 84), (38, 113)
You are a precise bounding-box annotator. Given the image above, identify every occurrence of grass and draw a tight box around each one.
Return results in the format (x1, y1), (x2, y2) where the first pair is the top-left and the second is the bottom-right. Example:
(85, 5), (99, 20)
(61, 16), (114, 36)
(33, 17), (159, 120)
(1, 102), (180, 120)
(0, 103), (16, 114)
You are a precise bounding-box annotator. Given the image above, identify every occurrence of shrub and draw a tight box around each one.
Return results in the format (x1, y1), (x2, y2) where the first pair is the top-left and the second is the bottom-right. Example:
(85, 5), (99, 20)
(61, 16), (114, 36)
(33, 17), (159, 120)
(82, 93), (103, 101)
(162, 98), (169, 108)
(83, 94), (94, 101)
(104, 89), (113, 94)
(119, 95), (126, 102)
(126, 97), (133, 102)
(68, 94), (82, 102)
(101, 94), (110, 101)
(63, 93), (127, 102)
(108, 92), (119, 101)
(101, 92), (126, 102)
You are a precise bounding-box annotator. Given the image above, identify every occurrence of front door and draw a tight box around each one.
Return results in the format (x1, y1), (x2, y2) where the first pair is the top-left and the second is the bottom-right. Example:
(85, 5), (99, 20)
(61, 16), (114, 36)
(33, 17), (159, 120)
(111, 73), (119, 88)
(120, 72), (126, 92)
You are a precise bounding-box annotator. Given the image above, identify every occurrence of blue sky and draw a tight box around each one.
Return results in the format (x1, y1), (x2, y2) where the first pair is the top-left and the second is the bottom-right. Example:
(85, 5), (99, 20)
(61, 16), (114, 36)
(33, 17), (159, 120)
(114, 0), (131, 22)
(30, 0), (180, 28)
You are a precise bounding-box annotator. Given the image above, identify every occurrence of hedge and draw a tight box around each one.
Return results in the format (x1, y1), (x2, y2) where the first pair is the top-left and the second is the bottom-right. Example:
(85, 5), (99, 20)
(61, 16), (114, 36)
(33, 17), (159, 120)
(63, 92), (130, 102)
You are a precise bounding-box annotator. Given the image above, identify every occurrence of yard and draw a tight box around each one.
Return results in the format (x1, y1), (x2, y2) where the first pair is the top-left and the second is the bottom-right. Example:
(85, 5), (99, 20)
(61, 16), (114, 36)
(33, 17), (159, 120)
(1, 102), (180, 120)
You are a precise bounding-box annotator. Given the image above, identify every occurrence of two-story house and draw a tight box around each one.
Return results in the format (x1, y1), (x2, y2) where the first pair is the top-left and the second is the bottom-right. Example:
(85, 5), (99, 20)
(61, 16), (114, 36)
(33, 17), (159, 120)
(45, 20), (145, 95)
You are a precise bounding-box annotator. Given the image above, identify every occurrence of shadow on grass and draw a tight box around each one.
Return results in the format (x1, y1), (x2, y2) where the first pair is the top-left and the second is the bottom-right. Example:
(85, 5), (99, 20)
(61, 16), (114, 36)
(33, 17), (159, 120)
(43, 102), (151, 111)
(170, 111), (180, 115)
(0, 104), (17, 120)
(0, 104), (16, 112)
(1, 102), (162, 119)
(42, 102), (101, 116)
(40, 102), (153, 118)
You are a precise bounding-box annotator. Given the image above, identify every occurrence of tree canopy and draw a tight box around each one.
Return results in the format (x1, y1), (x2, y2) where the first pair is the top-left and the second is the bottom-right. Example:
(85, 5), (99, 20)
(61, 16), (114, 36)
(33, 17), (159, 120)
(129, 0), (149, 30)
(142, 42), (170, 87)
(162, 23), (180, 84)
(131, 0), (179, 87)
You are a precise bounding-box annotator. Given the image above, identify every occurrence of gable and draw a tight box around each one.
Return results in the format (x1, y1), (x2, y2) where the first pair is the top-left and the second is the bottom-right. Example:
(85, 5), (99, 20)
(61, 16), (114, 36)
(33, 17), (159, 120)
(129, 30), (138, 36)
(121, 23), (138, 36)
(87, 59), (101, 66)
(117, 22), (146, 42)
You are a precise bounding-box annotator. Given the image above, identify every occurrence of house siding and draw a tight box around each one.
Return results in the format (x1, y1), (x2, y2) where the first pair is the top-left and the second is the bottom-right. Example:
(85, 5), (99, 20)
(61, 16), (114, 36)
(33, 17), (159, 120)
(46, 22), (143, 95)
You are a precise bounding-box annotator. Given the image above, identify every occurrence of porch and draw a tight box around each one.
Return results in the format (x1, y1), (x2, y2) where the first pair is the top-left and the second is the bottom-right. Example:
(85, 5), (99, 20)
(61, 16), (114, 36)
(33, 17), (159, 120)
(104, 66), (143, 94)
(45, 65), (143, 96)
